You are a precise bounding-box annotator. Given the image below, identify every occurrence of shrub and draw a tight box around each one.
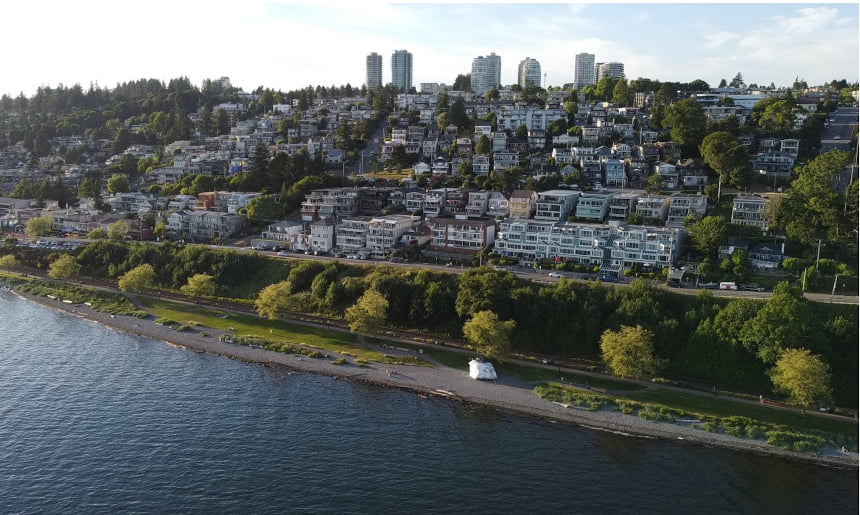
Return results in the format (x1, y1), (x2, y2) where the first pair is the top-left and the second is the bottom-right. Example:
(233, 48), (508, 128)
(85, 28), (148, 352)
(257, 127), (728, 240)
(765, 431), (826, 452)
(155, 318), (177, 326)
(332, 358), (347, 365)
(698, 421), (720, 433)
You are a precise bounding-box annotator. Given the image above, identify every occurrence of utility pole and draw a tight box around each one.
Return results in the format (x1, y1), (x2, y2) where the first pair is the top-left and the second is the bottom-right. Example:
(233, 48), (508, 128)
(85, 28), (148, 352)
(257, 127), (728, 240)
(816, 238), (822, 270)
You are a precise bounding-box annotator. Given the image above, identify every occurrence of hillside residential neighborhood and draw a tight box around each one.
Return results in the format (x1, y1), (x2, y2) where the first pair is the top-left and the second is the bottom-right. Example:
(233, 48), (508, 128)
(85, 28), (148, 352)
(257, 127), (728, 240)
(0, 69), (857, 283)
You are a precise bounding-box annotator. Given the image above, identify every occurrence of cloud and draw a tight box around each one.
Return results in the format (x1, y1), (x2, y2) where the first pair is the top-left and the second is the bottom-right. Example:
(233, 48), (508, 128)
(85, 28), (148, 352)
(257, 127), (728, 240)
(702, 31), (738, 50)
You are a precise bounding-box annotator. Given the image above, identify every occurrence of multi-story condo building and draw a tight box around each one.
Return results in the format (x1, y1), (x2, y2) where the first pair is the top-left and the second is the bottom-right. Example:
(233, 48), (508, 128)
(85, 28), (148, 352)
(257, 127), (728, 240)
(518, 57), (542, 88)
(310, 217), (336, 253)
(301, 187), (360, 221)
(429, 216), (496, 254)
(608, 193), (640, 222)
(472, 155), (490, 176)
(573, 52), (596, 90)
(391, 49), (413, 92)
(366, 215), (420, 258)
(167, 210), (246, 243)
(731, 194), (770, 231)
(366, 52), (383, 89)
(470, 53), (501, 94)
(261, 220), (304, 244)
(574, 193), (615, 222)
(535, 190), (580, 221)
(666, 193), (708, 226)
(495, 220), (683, 272)
(603, 159), (626, 186)
(336, 216), (372, 255)
(596, 62), (625, 80)
(635, 196), (670, 224)
(492, 151), (520, 171)
(508, 190), (537, 219)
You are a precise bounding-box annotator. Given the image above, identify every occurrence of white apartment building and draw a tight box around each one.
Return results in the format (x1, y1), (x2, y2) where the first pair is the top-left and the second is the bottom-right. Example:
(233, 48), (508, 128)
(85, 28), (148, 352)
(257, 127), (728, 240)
(574, 193), (615, 222)
(301, 188), (360, 221)
(336, 216), (373, 254)
(261, 220), (304, 243)
(666, 193), (708, 226)
(608, 193), (640, 221)
(366, 52), (383, 89)
(574, 53), (596, 90)
(596, 62), (624, 80)
(731, 194), (770, 231)
(391, 49), (413, 92)
(366, 214), (420, 258)
(495, 220), (682, 270)
(167, 210), (246, 243)
(471, 53), (502, 94)
(535, 190), (580, 221)
(518, 57), (542, 88)
(310, 218), (336, 253)
(429, 216), (496, 254)
(635, 196), (669, 224)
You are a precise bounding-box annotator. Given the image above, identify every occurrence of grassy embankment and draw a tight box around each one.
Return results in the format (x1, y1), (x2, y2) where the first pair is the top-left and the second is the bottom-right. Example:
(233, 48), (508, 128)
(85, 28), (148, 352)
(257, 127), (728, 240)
(534, 383), (857, 452)
(137, 296), (432, 367)
(1, 273), (146, 317)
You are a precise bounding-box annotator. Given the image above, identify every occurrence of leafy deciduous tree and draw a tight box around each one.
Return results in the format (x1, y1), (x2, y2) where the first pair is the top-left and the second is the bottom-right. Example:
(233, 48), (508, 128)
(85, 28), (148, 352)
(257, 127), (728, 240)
(180, 273), (217, 297)
(345, 289), (389, 334)
(47, 254), (80, 279)
(118, 263), (156, 291)
(600, 325), (659, 380)
(26, 216), (53, 237)
(770, 348), (832, 412)
(463, 310), (515, 362)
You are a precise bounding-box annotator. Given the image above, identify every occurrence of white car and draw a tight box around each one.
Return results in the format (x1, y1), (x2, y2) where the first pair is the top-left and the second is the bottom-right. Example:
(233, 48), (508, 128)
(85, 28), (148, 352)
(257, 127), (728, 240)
(548, 272), (562, 278)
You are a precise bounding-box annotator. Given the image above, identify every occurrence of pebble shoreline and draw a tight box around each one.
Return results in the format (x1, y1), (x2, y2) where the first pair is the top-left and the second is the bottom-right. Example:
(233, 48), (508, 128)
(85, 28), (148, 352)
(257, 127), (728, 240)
(12, 289), (858, 470)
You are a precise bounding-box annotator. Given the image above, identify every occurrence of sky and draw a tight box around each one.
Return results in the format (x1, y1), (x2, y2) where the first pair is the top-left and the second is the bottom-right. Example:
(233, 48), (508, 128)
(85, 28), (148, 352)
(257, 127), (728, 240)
(2, 1), (857, 97)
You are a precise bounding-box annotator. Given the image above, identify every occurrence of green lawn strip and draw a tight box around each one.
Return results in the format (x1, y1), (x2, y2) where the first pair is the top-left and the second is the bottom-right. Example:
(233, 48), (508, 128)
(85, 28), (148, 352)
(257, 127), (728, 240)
(535, 383), (857, 448)
(366, 337), (471, 368)
(11, 279), (146, 317)
(138, 297), (424, 365)
(629, 388), (857, 436)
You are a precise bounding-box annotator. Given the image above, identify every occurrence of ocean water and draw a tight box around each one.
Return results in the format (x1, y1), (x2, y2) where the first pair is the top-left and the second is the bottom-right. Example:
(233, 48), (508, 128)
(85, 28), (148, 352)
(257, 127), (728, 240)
(0, 291), (856, 514)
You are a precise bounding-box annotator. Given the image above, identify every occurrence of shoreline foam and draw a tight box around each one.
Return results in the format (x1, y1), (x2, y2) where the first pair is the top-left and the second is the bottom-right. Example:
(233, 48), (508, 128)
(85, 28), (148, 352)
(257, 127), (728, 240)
(10, 288), (858, 470)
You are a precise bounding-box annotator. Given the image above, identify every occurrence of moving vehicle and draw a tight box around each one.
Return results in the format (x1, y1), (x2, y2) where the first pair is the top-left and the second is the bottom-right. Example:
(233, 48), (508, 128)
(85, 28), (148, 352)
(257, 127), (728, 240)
(548, 272), (562, 278)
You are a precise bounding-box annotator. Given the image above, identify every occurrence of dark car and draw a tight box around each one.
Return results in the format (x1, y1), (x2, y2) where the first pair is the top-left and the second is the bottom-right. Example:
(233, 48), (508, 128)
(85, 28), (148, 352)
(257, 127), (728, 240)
(740, 283), (765, 292)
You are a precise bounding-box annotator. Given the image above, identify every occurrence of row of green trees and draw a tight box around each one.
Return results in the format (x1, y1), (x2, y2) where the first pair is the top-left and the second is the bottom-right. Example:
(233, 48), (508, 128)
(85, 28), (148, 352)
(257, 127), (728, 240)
(3, 241), (856, 406)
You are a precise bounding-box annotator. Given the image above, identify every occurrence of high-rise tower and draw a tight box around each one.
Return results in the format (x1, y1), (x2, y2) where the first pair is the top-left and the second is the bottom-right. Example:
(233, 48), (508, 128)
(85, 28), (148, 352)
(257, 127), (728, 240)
(518, 57), (542, 88)
(391, 50), (413, 92)
(574, 52), (596, 90)
(366, 52), (382, 89)
(597, 62), (625, 80)
(470, 52), (501, 94)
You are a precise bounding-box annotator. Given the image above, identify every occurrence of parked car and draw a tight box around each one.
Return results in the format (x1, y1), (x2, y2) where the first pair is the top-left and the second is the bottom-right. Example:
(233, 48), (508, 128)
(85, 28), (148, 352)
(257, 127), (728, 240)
(277, 251), (291, 257)
(719, 282), (738, 291)
(389, 257), (405, 263)
(740, 283), (765, 292)
(599, 274), (617, 283)
(548, 272), (562, 278)
(698, 282), (718, 289)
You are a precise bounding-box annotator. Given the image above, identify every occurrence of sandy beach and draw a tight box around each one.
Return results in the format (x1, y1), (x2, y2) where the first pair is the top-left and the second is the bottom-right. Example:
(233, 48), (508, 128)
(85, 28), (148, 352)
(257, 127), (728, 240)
(13, 288), (858, 469)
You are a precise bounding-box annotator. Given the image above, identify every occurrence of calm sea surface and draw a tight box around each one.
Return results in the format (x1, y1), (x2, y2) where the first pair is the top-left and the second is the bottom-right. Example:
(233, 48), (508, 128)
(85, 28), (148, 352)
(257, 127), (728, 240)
(0, 291), (856, 514)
